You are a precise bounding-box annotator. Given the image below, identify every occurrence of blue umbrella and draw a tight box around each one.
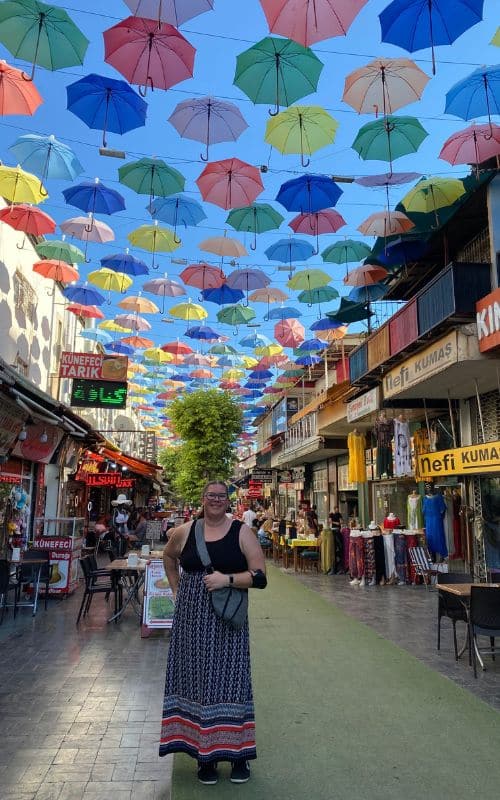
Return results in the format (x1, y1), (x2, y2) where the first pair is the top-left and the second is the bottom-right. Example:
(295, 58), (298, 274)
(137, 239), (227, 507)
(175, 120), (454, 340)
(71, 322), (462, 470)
(377, 237), (428, 267)
(185, 324), (221, 340)
(239, 332), (271, 348)
(264, 237), (315, 265)
(295, 354), (322, 366)
(309, 317), (343, 332)
(217, 355), (244, 367)
(169, 373), (191, 382)
(444, 65), (500, 128)
(379, 0), (484, 74)
(78, 329), (112, 344)
(148, 194), (207, 242)
(100, 251), (149, 276)
(63, 179), (125, 218)
(62, 283), (106, 306)
(245, 380), (268, 389)
(348, 284), (387, 303)
(67, 73), (147, 147)
(267, 305), (302, 320)
(105, 342), (134, 355)
(9, 133), (84, 191)
(295, 338), (325, 353)
(201, 285), (245, 305)
(244, 389), (264, 399)
(249, 369), (273, 379)
(276, 174), (342, 213)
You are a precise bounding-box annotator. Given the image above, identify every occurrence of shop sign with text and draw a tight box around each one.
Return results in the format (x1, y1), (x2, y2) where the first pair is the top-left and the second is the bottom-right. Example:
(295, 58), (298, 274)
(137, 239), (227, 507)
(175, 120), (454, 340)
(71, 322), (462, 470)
(417, 440), (500, 478)
(383, 331), (458, 399)
(251, 469), (273, 483)
(75, 471), (135, 488)
(60, 352), (128, 381)
(347, 387), (379, 423)
(70, 379), (128, 409)
(476, 288), (500, 353)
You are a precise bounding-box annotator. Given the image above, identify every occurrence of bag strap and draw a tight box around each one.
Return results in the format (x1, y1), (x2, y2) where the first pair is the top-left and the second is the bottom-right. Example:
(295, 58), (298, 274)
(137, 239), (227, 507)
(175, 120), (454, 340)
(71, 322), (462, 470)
(194, 518), (213, 570)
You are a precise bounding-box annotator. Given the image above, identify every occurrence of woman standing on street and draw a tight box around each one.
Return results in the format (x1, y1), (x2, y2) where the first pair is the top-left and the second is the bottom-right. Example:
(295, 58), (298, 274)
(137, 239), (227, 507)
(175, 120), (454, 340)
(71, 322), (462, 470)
(159, 481), (267, 785)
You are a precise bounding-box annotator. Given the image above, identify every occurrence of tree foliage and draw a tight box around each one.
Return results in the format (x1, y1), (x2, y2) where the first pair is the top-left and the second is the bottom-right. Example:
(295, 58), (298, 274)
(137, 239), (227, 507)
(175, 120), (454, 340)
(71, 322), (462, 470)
(159, 390), (243, 504)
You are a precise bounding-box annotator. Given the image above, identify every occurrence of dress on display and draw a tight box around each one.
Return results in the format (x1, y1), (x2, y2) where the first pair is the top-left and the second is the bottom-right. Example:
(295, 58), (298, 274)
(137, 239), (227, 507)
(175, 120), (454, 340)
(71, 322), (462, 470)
(394, 417), (412, 476)
(423, 493), (448, 558)
(374, 415), (394, 478)
(347, 431), (367, 483)
(407, 494), (423, 529)
(443, 492), (455, 557)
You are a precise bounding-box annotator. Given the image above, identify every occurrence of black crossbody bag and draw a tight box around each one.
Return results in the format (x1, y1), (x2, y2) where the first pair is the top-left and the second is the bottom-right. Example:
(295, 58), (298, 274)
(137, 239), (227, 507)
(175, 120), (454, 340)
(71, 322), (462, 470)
(194, 519), (248, 630)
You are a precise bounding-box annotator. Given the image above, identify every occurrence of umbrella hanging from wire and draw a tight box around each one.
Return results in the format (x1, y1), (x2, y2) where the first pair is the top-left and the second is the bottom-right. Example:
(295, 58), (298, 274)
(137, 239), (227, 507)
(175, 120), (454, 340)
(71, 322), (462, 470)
(0, 164), (47, 204)
(265, 104), (338, 166)
(267, 304), (302, 320)
(226, 203), (283, 250)
(358, 210), (414, 238)
(180, 262), (225, 292)
(439, 123), (500, 170)
(60, 215), (114, 262)
(276, 173), (342, 214)
(142, 275), (186, 312)
(217, 303), (256, 333)
(226, 267), (270, 306)
(127, 221), (180, 270)
(352, 115), (428, 174)
(322, 239), (372, 278)
(265, 237), (315, 278)
(201, 284), (245, 305)
(444, 65), (500, 134)
(398, 176), (466, 228)
(148, 194), (206, 243)
(168, 95), (248, 161)
(119, 157), (185, 207)
(297, 285), (339, 315)
(354, 170), (421, 215)
(9, 133), (83, 194)
(67, 303), (105, 319)
(0, 204), (55, 249)
(33, 259), (79, 284)
(0, 59), (43, 115)
(62, 178), (125, 238)
(289, 209), (346, 254)
(196, 157), (264, 210)
(88, 267), (133, 303)
(62, 282), (106, 306)
(100, 251), (149, 276)
(343, 57), (430, 116)
(124, 0), (214, 26)
(259, 0), (369, 47)
(274, 318), (305, 347)
(199, 233), (248, 260)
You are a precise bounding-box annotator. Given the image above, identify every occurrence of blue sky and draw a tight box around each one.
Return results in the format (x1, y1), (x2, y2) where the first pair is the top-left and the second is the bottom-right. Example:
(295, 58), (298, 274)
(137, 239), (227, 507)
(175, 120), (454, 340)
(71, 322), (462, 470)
(1, 0), (499, 365)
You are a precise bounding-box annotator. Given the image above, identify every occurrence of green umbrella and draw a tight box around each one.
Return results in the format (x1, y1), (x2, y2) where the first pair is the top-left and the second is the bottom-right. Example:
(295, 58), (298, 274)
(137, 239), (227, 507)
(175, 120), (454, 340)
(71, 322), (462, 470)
(287, 268), (331, 291)
(0, 0), (89, 80)
(322, 240), (372, 278)
(217, 304), (256, 330)
(226, 203), (284, 250)
(352, 115), (428, 173)
(35, 239), (85, 264)
(297, 286), (339, 306)
(234, 36), (323, 116)
(119, 158), (185, 205)
(208, 343), (237, 355)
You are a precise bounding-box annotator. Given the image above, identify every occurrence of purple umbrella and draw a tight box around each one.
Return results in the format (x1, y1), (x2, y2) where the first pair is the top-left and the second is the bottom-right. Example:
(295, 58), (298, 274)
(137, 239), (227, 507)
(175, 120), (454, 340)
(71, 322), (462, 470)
(124, 0), (214, 27)
(226, 268), (270, 306)
(355, 171), (421, 213)
(169, 96), (248, 161)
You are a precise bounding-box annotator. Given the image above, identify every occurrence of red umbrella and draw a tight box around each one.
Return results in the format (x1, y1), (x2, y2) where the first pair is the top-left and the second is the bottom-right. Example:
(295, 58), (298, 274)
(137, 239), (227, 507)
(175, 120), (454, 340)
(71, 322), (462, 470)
(196, 158), (264, 210)
(219, 380), (241, 389)
(189, 368), (213, 378)
(161, 340), (194, 355)
(180, 262), (225, 290)
(439, 123), (500, 168)
(66, 303), (105, 319)
(289, 208), (346, 253)
(344, 264), (388, 287)
(0, 60), (43, 116)
(274, 318), (305, 347)
(0, 204), (55, 236)
(33, 259), (79, 283)
(259, 0), (369, 46)
(103, 16), (196, 96)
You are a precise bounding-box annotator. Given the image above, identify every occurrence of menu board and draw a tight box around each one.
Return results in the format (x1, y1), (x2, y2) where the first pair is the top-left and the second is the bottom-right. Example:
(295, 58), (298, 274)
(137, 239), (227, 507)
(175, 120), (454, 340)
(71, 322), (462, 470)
(142, 559), (174, 629)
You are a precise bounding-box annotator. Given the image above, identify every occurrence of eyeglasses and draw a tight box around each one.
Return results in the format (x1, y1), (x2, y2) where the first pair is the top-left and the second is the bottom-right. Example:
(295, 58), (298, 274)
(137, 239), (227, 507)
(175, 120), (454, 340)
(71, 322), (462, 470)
(204, 492), (228, 501)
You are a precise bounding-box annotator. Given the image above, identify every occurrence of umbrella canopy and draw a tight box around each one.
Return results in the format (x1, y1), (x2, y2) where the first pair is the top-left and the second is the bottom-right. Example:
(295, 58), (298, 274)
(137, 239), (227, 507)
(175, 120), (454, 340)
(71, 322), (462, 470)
(201, 285), (245, 305)
(196, 157), (264, 210)
(234, 36), (323, 115)
(358, 210), (414, 237)
(226, 268), (270, 292)
(33, 259), (79, 283)
(161, 340), (193, 355)
(377, 236), (428, 266)
(127, 222), (180, 269)
(35, 239), (84, 264)
(143, 347), (173, 364)
(287, 268), (331, 291)
(326, 297), (373, 323)
(62, 282), (106, 306)
(9, 133), (83, 186)
(239, 332), (271, 348)
(267, 304), (302, 320)
(0, 204), (55, 236)
(169, 300), (208, 322)
(348, 283), (387, 303)
(352, 115), (428, 173)
(114, 313), (152, 331)
(100, 320), (133, 333)
(103, 16), (195, 95)
(0, 164), (47, 203)
(148, 194), (206, 240)
(309, 316), (343, 332)
(297, 285), (339, 306)
(119, 158), (185, 204)
(379, 0), (484, 74)
(78, 329), (112, 345)
(100, 251), (149, 276)
(105, 342), (134, 356)
(265, 238), (315, 272)
(118, 295), (160, 314)
(439, 123), (500, 166)
(276, 173), (342, 213)
(248, 287), (288, 303)
(274, 318), (305, 347)
(322, 240), (372, 275)
(0, 0), (89, 80)
(59, 216), (114, 259)
(217, 304), (256, 326)
(63, 178), (125, 217)
(199, 235), (248, 258)
(226, 203), (283, 250)
(67, 303), (105, 319)
(0, 59), (43, 115)
(143, 276), (186, 298)
(492, 27), (500, 47)
(316, 324), (348, 343)
(168, 96), (248, 161)
(124, 0), (214, 26)
(289, 208), (346, 253)
(259, 0), (369, 47)
(399, 176), (466, 224)
(444, 65), (500, 129)
(254, 343), (283, 356)
(67, 73), (147, 148)
(344, 264), (389, 287)
(265, 104), (338, 166)
(186, 324), (221, 341)
(121, 335), (154, 349)
(180, 263), (225, 290)
(343, 57), (430, 116)
(295, 337), (325, 353)
(88, 268), (132, 295)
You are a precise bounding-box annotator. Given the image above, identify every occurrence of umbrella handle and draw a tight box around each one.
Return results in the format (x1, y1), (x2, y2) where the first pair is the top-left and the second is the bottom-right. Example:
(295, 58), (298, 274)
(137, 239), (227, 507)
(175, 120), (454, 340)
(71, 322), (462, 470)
(138, 76), (154, 98)
(16, 235), (28, 250)
(174, 233), (182, 244)
(200, 140), (209, 161)
(39, 181), (48, 197)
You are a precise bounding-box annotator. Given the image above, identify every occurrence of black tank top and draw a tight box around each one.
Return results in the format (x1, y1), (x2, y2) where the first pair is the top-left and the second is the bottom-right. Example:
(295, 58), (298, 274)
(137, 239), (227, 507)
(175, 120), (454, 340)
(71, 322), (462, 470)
(180, 519), (248, 573)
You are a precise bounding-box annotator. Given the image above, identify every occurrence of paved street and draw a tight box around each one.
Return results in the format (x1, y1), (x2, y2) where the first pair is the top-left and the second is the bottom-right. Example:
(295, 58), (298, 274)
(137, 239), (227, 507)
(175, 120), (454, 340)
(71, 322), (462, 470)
(1, 564), (499, 799)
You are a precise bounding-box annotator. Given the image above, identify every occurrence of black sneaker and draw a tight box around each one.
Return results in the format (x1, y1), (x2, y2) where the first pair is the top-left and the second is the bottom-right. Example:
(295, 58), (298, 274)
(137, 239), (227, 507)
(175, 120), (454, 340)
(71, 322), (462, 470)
(197, 762), (218, 785)
(230, 759), (251, 783)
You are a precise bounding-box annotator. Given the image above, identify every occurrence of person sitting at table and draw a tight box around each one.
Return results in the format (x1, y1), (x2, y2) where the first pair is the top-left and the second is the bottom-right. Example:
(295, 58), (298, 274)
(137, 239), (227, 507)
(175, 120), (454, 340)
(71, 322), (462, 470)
(132, 511), (148, 547)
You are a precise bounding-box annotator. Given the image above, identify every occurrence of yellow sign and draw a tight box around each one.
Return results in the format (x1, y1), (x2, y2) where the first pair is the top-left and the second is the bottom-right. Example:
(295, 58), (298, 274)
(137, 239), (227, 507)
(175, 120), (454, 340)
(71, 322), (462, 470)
(417, 440), (500, 478)
(383, 331), (458, 399)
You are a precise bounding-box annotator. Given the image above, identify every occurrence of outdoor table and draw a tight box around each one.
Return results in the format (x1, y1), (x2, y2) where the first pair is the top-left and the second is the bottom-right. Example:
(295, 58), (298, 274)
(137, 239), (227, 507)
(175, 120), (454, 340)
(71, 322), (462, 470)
(437, 583), (500, 664)
(8, 556), (47, 616)
(107, 558), (147, 623)
(287, 538), (320, 572)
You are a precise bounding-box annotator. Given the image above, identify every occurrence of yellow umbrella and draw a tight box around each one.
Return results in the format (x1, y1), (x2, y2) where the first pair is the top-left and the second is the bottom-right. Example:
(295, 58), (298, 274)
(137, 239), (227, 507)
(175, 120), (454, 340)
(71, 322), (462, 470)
(143, 347), (173, 364)
(241, 355), (258, 368)
(88, 268), (132, 294)
(254, 343), (283, 357)
(399, 177), (466, 226)
(169, 300), (208, 322)
(163, 379), (186, 388)
(127, 382), (146, 392)
(222, 368), (245, 380)
(0, 164), (47, 203)
(127, 220), (180, 269)
(199, 234), (248, 258)
(128, 362), (148, 374)
(491, 27), (500, 46)
(118, 294), (160, 314)
(265, 105), (338, 167)
(98, 320), (132, 333)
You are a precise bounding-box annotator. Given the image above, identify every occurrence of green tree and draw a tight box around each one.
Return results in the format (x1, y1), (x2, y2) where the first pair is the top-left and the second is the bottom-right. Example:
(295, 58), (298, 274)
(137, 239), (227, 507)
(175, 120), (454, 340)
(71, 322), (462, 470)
(157, 447), (181, 501)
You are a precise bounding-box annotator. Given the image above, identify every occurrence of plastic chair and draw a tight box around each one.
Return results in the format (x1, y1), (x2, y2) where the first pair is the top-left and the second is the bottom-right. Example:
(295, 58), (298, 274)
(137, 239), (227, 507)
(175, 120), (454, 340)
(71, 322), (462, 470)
(76, 556), (121, 624)
(469, 586), (500, 678)
(299, 550), (320, 572)
(408, 546), (439, 588)
(437, 572), (470, 660)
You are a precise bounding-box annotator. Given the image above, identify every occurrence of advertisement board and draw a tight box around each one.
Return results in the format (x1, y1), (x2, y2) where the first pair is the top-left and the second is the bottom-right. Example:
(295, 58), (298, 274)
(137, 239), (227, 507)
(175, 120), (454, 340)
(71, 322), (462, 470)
(142, 559), (174, 629)
(383, 331), (458, 399)
(476, 288), (500, 353)
(33, 536), (82, 595)
(59, 352), (128, 381)
(70, 379), (128, 409)
(347, 387), (379, 423)
(417, 440), (500, 479)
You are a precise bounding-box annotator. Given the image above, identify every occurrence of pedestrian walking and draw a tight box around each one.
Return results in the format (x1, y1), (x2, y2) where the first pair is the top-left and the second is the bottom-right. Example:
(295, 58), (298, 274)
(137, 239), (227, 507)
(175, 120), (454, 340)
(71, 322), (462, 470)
(159, 480), (267, 785)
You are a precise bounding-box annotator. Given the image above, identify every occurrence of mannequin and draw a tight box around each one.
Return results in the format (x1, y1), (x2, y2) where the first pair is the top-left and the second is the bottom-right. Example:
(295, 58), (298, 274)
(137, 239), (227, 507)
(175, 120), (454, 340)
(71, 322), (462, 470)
(374, 410), (394, 478)
(383, 511), (401, 530)
(348, 525), (364, 586)
(369, 520), (386, 585)
(393, 414), (411, 476)
(347, 428), (367, 483)
(407, 490), (423, 529)
(422, 484), (447, 558)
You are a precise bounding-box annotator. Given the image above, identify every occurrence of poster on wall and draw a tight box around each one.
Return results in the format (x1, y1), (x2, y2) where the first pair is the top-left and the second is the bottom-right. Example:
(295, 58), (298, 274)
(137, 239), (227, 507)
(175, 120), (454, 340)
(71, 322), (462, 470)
(142, 559), (174, 629)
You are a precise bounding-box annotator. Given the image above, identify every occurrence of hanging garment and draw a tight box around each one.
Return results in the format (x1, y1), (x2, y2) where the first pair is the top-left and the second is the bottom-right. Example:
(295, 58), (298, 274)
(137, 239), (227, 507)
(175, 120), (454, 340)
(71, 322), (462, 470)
(383, 533), (396, 580)
(394, 417), (412, 476)
(413, 427), (430, 480)
(374, 415), (394, 478)
(443, 493), (455, 557)
(341, 527), (351, 572)
(374, 534), (386, 583)
(363, 535), (376, 581)
(347, 431), (367, 483)
(320, 528), (333, 573)
(405, 532), (419, 583)
(407, 494), (423, 529)
(348, 534), (364, 579)
(423, 493), (448, 558)
(383, 514), (401, 530)
(394, 532), (408, 584)
(452, 491), (463, 558)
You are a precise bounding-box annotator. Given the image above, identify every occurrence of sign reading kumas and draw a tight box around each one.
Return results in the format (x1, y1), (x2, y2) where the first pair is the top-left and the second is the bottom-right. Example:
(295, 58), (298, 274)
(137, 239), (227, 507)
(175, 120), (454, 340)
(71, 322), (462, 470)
(417, 440), (500, 478)
(383, 332), (458, 398)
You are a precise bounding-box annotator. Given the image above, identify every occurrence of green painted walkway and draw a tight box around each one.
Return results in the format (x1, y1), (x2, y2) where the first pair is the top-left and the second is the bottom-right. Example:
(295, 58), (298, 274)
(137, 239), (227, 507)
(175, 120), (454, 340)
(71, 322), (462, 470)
(173, 565), (500, 799)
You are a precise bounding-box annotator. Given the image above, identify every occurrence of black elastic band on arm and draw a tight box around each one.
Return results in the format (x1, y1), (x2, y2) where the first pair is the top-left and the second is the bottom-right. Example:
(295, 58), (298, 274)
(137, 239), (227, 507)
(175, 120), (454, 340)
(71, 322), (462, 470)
(250, 569), (267, 589)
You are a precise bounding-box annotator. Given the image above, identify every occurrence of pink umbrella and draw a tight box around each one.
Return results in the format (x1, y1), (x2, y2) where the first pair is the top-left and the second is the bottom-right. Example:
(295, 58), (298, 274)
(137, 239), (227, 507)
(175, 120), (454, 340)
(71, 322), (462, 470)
(289, 208), (346, 253)
(180, 262), (225, 290)
(184, 352), (211, 366)
(259, 0), (369, 46)
(344, 264), (388, 287)
(274, 318), (305, 347)
(60, 215), (114, 262)
(439, 123), (500, 169)
(161, 340), (194, 355)
(256, 354), (289, 368)
(124, 1), (214, 27)
(103, 16), (195, 96)
(114, 313), (152, 331)
(196, 158), (264, 210)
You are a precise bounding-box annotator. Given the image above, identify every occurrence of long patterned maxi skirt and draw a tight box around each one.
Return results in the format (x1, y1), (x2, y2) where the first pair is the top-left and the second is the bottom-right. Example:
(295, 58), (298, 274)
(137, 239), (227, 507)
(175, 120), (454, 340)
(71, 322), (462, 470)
(159, 571), (257, 764)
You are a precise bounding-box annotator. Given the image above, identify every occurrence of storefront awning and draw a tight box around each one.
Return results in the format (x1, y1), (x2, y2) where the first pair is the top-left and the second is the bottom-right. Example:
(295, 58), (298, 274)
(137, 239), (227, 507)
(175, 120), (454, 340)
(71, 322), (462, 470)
(100, 446), (161, 480)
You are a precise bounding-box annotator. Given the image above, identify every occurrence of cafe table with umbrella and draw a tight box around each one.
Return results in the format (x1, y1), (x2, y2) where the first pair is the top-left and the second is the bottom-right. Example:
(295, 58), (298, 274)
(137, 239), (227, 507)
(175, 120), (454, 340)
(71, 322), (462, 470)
(196, 157), (264, 210)
(226, 203), (284, 250)
(103, 15), (195, 95)
(119, 158), (185, 206)
(149, 195), (206, 242)
(124, 0), (214, 26)
(67, 73), (147, 148)
(265, 104), (338, 167)
(127, 222), (180, 269)
(168, 95), (248, 161)
(234, 35), (323, 116)
(352, 115), (428, 174)
(439, 123), (500, 170)
(35, 238), (84, 264)
(276, 173), (342, 214)
(322, 239), (372, 278)
(259, 0), (368, 46)
(289, 209), (346, 254)
(0, 0), (89, 80)
(343, 57), (430, 117)
(0, 164), (47, 204)
(0, 59), (43, 116)
(9, 133), (83, 190)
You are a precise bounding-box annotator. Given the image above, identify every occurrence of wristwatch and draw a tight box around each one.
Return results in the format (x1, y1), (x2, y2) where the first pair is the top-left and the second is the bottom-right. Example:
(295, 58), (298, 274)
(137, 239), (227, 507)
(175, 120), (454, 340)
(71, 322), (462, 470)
(229, 575), (234, 585)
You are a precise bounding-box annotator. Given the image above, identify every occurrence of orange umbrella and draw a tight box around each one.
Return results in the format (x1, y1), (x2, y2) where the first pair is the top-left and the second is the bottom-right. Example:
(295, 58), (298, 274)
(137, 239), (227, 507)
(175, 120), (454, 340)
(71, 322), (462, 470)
(358, 211), (414, 237)
(121, 335), (154, 348)
(0, 60), (43, 116)
(33, 259), (79, 283)
(344, 264), (389, 287)
(189, 368), (213, 378)
(66, 303), (105, 319)
(0, 203), (55, 236)
(117, 295), (159, 313)
(317, 325), (348, 343)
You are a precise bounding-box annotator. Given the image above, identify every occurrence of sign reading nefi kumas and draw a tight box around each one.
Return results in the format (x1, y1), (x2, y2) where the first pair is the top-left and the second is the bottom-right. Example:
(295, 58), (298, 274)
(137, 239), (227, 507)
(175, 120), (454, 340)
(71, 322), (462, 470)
(417, 440), (500, 479)
(383, 331), (457, 399)
(476, 288), (500, 353)
(59, 352), (128, 381)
